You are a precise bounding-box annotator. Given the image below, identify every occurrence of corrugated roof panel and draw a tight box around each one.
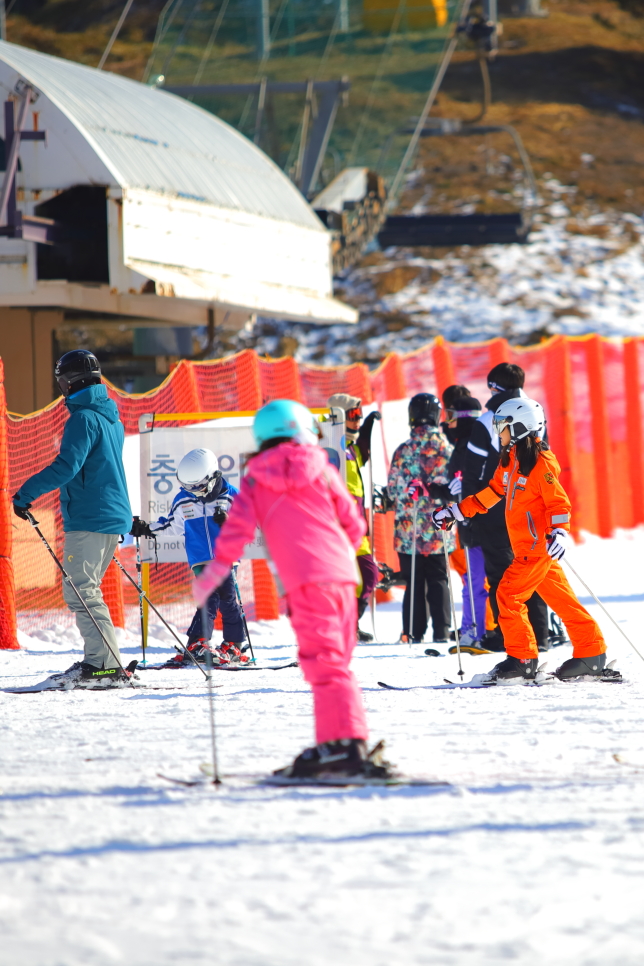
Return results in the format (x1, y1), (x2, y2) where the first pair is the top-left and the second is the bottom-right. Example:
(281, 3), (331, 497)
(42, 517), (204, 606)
(0, 41), (323, 231)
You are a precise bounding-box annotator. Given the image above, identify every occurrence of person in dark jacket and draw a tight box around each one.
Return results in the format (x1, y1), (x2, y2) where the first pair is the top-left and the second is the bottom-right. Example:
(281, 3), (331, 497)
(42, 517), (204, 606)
(432, 391), (488, 646)
(462, 363), (549, 651)
(13, 350), (133, 689)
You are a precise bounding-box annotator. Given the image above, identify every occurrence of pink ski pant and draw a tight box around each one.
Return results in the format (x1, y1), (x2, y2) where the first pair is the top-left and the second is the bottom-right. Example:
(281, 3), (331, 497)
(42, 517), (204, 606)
(286, 581), (368, 745)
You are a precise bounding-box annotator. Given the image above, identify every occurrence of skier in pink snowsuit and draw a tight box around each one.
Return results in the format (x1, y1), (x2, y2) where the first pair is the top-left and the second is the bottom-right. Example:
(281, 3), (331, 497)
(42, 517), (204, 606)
(194, 399), (392, 781)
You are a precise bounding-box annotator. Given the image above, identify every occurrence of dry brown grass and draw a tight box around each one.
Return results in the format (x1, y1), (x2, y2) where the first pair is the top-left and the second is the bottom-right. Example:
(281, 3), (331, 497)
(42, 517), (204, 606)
(397, 0), (644, 214)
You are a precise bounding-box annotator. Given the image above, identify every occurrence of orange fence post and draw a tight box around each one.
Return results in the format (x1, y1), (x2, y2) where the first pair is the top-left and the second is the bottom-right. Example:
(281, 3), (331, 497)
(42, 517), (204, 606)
(0, 358), (18, 649)
(235, 350), (263, 409)
(543, 336), (577, 521)
(173, 359), (202, 412)
(431, 337), (456, 399)
(258, 356), (303, 403)
(585, 335), (613, 538)
(488, 338), (511, 367)
(251, 559), (280, 619)
(370, 352), (407, 403)
(373, 510), (398, 604)
(624, 338), (644, 526)
(101, 551), (125, 629)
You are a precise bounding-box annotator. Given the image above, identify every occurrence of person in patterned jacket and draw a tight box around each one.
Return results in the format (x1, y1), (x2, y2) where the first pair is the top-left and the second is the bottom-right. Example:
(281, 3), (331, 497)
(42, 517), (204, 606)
(387, 393), (455, 644)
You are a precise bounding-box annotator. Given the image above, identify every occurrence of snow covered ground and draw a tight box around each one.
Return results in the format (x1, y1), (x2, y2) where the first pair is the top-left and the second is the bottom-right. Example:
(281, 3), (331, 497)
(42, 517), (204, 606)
(234, 193), (644, 366)
(2, 529), (644, 965)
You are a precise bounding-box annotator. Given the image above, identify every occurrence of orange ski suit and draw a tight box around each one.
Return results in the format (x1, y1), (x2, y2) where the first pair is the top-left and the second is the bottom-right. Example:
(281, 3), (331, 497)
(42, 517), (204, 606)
(459, 446), (605, 661)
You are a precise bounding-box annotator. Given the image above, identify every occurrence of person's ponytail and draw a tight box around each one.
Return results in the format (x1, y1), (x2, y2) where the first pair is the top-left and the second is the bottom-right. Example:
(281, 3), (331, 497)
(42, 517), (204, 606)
(500, 436), (546, 474)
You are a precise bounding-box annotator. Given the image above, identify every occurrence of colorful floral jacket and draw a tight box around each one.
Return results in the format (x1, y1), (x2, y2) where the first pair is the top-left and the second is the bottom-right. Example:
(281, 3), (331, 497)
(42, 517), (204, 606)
(387, 425), (455, 555)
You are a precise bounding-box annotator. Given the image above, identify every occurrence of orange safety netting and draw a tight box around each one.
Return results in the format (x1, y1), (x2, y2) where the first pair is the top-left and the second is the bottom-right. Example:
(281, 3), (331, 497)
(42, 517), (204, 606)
(299, 361), (373, 407)
(3, 333), (644, 649)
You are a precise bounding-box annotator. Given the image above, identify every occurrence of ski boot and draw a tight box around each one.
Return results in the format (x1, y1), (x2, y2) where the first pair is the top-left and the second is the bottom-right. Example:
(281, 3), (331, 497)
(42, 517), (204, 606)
(548, 613), (569, 648)
(74, 661), (139, 689)
(555, 653), (615, 681)
(38, 661), (85, 689)
(273, 738), (395, 781)
(489, 655), (539, 682)
(183, 640), (231, 666)
(219, 642), (250, 665)
(357, 627), (373, 643)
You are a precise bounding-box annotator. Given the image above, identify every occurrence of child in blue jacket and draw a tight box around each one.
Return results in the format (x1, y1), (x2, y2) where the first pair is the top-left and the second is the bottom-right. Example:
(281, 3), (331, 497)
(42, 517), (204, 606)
(135, 447), (247, 666)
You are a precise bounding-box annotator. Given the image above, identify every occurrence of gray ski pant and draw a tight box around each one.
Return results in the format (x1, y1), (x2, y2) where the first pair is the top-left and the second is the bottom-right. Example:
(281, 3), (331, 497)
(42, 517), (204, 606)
(62, 531), (122, 670)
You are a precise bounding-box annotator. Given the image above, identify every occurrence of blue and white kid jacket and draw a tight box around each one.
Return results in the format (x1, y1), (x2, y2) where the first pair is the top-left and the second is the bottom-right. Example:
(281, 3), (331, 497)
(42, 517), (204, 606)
(150, 478), (239, 569)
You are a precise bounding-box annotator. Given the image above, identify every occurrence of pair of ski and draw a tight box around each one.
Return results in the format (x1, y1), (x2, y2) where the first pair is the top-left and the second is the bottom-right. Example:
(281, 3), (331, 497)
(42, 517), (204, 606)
(158, 762), (448, 789)
(378, 661), (623, 691)
(3, 679), (207, 694)
(138, 660), (298, 672)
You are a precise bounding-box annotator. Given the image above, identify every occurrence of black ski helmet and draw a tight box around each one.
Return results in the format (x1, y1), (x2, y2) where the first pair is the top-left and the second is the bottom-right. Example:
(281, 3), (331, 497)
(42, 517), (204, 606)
(409, 393), (440, 428)
(55, 350), (102, 397)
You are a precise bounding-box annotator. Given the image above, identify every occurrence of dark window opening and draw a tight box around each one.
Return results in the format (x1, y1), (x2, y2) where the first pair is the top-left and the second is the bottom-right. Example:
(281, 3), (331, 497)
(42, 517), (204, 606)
(35, 185), (109, 284)
(0, 137), (21, 171)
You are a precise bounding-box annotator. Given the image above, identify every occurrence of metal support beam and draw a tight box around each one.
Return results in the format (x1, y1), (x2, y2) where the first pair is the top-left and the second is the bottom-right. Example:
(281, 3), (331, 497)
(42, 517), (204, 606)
(164, 79), (350, 97)
(164, 79), (350, 198)
(257, 0), (270, 60)
(298, 81), (346, 196)
(338, 0), (349, 32)
(253, 75), (267, 146)
(0, 89), (55, 243)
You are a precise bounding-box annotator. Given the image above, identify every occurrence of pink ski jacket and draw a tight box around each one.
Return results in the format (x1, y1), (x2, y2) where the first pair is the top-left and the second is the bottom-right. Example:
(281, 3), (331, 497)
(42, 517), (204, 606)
(194, 442), (366, 604)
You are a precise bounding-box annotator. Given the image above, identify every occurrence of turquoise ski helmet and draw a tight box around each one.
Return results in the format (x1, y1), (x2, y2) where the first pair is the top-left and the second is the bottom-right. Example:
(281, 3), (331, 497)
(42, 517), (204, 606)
(253, 399), (319, 447)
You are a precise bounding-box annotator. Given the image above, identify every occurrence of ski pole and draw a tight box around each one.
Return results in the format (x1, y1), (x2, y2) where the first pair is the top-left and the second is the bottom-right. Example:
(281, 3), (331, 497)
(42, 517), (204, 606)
(26, 512), (135, 688)
(232, 565), (256, 662)
(202, 604), (221, 785)
(442, 529), (464, 679)
(111, 555), (209, 679)
(464, 545), (478, 640)
(367, 455), (378, 643)
(563, 558), (644, 664)
(364, 410), (381, 643)
(409, 501), (419, 644)
(134, 530), (146, 666)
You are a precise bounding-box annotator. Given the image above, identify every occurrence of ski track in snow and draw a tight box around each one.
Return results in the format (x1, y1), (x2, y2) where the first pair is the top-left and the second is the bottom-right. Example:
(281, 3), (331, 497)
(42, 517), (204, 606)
(2, 531), (644, 965)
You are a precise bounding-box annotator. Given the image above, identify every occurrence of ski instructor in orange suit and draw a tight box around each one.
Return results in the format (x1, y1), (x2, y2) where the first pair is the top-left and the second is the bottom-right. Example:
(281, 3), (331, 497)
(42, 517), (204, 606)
(432, 396), (608, 683)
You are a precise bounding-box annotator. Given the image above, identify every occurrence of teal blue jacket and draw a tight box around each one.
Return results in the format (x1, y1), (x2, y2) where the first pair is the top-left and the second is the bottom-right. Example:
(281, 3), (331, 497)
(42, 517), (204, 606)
(14, 384), (132, 534)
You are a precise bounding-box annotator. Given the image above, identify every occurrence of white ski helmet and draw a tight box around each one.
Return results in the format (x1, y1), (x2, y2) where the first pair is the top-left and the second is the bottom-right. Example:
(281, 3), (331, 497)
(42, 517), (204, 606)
(176, 448), (221, 496)
(492, 397), (545, 441)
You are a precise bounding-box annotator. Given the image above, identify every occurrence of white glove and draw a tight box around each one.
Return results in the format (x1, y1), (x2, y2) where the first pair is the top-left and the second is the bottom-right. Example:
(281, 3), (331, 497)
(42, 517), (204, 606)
(547, 528), (567, 560)
(448, 476), (462, 497)
(432, 503), (464, 530)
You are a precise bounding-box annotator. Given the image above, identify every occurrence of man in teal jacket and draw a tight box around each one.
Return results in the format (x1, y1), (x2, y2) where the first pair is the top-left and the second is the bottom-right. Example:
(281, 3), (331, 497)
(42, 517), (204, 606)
(13, 350), (133, 689)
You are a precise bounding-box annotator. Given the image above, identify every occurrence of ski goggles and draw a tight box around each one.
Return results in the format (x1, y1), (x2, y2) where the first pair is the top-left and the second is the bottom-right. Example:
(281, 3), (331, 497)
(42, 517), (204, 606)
(445, 407), (482, 421)
(345, 407), (363, 421)
(178, 470), (222, 495)
(488, 380), (508, 393)
(492, 413), (513, 435)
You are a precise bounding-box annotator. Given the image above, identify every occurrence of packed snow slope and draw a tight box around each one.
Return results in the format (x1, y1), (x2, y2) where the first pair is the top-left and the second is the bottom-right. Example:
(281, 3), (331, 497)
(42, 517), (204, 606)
(2, 529), (644, 966)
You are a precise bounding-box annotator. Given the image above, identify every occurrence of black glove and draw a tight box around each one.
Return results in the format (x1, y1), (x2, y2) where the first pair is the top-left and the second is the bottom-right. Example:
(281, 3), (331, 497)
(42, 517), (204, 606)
(213, 506), (228, 526)
(373, 486), (395, 513)
(130, 517), (155, 539)
(12, 500), (32, 521)
(362, 410), (382, 436)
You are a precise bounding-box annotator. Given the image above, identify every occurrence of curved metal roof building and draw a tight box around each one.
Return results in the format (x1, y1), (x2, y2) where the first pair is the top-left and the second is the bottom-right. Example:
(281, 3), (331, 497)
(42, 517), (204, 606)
(0, 40), (355, 326)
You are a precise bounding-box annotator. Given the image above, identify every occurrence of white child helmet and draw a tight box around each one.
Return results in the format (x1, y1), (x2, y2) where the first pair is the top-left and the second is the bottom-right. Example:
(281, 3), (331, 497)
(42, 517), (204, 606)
(492, 397), (545, 441)
(176, 448), (221, 496)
